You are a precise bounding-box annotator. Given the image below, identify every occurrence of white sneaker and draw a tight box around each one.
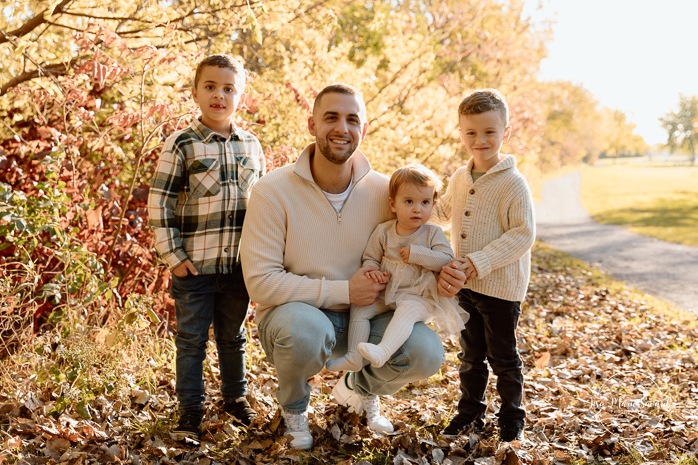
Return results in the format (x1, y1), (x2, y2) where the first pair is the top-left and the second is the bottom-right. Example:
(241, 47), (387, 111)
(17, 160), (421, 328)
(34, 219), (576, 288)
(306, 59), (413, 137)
(281, 409), (313, 450)
(331, 372), (394, 434)
(331, 372), (364, 413)
(362, 395), (394, 434)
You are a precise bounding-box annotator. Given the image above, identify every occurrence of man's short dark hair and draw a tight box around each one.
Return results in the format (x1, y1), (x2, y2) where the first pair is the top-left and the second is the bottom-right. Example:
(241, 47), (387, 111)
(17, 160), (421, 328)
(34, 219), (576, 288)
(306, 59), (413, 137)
(313, 83), (367, 121)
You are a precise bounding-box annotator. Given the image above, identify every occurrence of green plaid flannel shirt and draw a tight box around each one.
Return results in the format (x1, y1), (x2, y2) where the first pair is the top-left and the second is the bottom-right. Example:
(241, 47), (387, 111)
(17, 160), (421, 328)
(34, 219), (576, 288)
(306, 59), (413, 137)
(148, 119), (266, 274)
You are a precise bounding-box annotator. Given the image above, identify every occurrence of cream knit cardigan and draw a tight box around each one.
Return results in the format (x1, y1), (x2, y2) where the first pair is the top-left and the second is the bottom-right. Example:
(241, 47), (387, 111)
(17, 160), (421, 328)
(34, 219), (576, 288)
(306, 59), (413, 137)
(431, 154), (535, 302)
(239, 143), (392, 321)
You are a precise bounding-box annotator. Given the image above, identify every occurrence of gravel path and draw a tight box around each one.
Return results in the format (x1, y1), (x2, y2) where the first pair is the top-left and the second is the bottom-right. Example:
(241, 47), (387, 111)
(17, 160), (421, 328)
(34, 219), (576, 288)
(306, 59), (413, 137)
(535, 171), (698, 316)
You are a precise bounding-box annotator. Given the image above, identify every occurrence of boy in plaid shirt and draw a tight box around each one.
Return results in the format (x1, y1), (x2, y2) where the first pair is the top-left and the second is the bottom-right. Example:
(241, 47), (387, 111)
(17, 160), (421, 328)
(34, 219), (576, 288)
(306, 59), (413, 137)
(148, 54), (265, 440)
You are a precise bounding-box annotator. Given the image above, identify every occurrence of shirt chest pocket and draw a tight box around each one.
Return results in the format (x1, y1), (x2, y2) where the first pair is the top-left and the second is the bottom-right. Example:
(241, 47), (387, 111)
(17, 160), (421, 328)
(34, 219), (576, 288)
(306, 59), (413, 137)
(236, 155), (262, 193)
(187, 158), (221, 199)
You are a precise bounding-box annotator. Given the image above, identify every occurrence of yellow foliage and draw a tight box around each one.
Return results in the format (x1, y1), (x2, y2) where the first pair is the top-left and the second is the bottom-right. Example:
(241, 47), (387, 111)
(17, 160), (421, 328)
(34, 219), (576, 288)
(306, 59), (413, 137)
(0, 0), (645, 177)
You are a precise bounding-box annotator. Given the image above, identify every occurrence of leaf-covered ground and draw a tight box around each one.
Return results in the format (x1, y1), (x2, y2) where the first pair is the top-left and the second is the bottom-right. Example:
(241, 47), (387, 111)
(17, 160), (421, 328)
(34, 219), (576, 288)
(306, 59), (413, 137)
(2, 243), (697, 464)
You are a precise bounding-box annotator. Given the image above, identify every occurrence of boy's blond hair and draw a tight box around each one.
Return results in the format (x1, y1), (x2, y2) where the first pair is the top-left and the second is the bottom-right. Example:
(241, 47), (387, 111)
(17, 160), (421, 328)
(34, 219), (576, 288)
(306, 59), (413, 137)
(389, 164), (443, 200)
(193, 54), (246, 90)
(458, 88), (509, 125)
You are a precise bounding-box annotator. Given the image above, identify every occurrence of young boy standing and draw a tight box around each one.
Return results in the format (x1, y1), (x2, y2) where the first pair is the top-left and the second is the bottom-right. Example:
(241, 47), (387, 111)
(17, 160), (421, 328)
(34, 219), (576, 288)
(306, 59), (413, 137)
(433, 89), (535, 442)
(148, 54), (266, 440)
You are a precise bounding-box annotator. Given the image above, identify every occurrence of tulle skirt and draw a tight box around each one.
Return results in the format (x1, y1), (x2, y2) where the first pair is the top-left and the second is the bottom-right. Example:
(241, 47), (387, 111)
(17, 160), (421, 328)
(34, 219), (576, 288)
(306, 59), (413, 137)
(381, 257), (469, 336)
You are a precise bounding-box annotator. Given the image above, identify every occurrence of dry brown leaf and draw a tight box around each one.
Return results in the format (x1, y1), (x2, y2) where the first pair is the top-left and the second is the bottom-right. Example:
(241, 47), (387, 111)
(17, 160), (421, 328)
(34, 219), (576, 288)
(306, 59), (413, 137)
(535, 352), (551, 368)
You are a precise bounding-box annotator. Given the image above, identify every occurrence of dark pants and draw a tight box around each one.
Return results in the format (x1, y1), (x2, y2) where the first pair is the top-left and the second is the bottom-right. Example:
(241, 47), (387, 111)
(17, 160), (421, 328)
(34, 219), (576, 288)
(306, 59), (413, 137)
(455, 289), (525, 427)
(170, 265), (250, 414)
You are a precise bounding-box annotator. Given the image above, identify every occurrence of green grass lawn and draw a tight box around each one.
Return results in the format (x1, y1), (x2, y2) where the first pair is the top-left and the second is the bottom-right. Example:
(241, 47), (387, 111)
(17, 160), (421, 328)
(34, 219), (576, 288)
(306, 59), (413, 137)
(579, 162), (698, 246)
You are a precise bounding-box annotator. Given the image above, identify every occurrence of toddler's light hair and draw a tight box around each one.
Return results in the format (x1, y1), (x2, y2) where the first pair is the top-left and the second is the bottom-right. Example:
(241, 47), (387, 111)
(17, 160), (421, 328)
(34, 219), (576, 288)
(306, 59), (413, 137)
(389, 164), (443, 201)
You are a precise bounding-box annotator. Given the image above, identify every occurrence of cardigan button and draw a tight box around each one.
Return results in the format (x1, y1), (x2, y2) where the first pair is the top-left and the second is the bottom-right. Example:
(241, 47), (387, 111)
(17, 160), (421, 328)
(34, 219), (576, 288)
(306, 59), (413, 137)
(469, 189), (475, 195)
(460, 232), (467, 239)
(464, 211), (471, 216)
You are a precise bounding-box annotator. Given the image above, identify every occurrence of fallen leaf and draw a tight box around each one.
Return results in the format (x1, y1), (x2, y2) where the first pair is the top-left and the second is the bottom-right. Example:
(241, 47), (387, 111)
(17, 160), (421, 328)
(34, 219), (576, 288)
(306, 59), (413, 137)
(535, 352), (551, 369)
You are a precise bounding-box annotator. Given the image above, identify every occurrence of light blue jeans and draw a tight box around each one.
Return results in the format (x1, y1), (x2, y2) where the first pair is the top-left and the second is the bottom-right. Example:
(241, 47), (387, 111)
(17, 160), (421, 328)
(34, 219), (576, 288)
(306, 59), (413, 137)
(257, 302), (445, 414)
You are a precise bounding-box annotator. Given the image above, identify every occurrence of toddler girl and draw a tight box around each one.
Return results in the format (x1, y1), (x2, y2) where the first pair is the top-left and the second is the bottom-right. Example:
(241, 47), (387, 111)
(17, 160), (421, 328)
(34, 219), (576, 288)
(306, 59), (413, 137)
(327, 165), (468, 371)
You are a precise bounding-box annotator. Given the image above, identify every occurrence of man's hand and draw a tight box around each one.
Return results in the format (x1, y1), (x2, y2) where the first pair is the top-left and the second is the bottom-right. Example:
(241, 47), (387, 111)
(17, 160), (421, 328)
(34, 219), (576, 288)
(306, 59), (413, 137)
(172, 260), (198, 278)
(349, 266), (388, 306)
(437, 258), (469, 297)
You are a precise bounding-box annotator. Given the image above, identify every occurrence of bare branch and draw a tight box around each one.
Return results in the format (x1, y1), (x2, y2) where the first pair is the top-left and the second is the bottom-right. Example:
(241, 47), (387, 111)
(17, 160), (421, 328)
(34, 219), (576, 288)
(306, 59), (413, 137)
(57, 2), (251, 28)
(43, 20), (88, 34)
(0, 0), (75, 44)
(0, 58), (80, 96)
(365, 52), (423, 110)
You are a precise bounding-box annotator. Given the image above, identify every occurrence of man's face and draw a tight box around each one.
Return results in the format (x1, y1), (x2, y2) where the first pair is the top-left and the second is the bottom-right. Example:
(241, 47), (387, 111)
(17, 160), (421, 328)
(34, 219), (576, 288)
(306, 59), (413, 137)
(308, 92), (368, 164)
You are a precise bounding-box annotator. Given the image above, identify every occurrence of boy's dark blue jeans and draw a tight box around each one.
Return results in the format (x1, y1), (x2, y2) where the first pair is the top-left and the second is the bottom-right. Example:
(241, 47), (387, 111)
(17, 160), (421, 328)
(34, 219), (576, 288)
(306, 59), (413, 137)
(170, 264), (250, 415)
(455, 289), (525, 428)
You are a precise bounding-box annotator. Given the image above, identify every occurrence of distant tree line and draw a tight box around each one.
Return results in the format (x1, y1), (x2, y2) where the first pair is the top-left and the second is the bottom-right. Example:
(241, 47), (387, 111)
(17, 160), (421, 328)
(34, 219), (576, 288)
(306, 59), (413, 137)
(661, 94), (698, 165)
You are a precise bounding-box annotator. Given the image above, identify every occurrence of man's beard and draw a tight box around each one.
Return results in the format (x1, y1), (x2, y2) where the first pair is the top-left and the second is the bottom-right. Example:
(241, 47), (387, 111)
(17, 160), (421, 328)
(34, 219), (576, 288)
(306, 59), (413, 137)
(316, 137), (358, 165)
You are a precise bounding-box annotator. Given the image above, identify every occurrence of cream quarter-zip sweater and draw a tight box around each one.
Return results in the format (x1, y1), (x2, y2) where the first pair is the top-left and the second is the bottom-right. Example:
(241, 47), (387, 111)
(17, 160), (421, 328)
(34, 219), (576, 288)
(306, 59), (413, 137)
(239, 143), (392, 321)
(431, 154), (535, 302)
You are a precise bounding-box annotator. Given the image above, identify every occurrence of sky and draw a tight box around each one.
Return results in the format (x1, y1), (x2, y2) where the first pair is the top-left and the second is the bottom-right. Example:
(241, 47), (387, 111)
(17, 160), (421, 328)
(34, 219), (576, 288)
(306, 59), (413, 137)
(524, 0), (698, 146)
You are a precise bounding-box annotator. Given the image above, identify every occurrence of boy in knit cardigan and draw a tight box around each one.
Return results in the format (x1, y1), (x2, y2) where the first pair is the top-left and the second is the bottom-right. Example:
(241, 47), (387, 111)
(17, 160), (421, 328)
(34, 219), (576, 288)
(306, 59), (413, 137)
(432, 89), (535, 442)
